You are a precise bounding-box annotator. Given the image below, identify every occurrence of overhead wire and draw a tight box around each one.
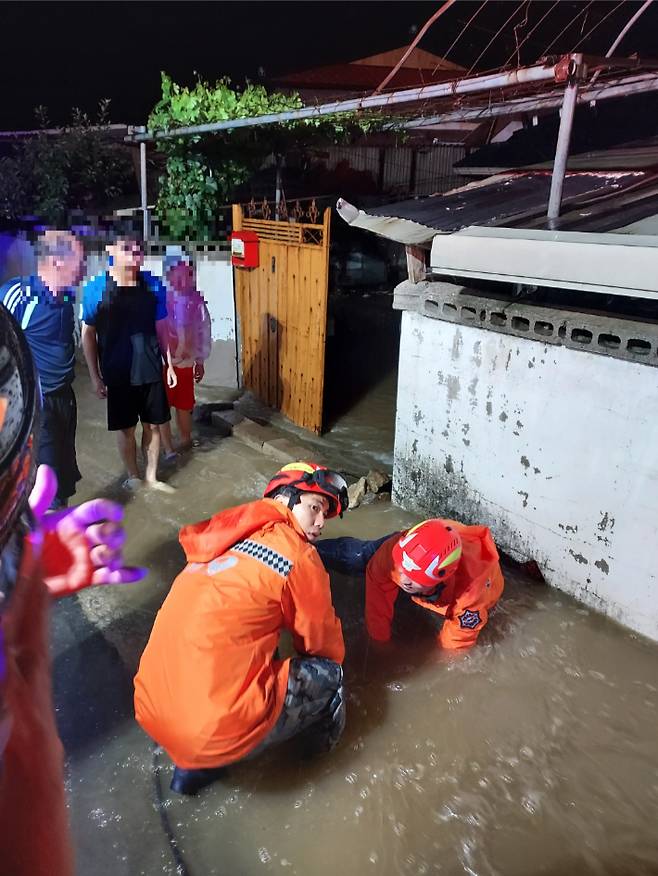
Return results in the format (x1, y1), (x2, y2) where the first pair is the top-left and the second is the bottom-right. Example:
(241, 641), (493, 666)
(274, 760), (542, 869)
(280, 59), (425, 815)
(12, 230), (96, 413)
(433, 0), (488, 73)
(590, 0), (654, 85)
(512, 0), (532, 68)
(466, 0), (530, 77)
(501, 0), (560, 68)
(601, 0), (654, 57)
(373, 0), (458, 94)
(571, 0), (627, 52)
(537, 0), (595, 59)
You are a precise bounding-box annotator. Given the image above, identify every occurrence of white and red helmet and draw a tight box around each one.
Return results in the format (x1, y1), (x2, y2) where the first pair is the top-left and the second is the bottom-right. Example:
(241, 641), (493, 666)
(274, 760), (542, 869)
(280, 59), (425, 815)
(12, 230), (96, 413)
(264, 461), (348, 519)
(392, 519), (462, 588)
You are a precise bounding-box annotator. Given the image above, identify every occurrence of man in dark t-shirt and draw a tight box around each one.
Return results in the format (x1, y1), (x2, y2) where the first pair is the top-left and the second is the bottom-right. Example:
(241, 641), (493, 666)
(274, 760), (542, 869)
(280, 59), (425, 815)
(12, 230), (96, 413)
(1, 230), (83, 507)
(81, 236), (176, 491)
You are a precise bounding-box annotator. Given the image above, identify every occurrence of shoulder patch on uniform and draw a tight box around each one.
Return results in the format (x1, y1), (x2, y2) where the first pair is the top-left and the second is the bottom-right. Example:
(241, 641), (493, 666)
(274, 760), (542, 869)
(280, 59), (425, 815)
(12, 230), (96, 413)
(458, 609), (482, 630)
(231, 539), (293, 577)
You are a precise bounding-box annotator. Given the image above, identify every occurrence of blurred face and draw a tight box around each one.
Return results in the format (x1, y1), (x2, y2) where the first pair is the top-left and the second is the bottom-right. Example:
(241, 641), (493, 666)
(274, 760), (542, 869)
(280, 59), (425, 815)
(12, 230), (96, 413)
(55, 237), (84, 288)
(291, 492), (330, 542)
(107, 238), (144, 276)
(38, 232), (84, 291)
(393, 564), (436, 595)
(166, 261), (195, 293)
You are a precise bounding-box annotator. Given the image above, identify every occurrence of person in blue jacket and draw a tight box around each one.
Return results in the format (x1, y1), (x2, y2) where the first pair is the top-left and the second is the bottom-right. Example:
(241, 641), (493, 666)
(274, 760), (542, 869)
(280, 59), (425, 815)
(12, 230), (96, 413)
(1, 230), (84, 508)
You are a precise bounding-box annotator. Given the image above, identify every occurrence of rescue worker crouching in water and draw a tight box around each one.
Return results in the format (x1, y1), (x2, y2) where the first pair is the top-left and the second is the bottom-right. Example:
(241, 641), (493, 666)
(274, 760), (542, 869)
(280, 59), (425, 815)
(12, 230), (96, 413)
(134, 462), (349, 796)
(316, 519), (504, 650)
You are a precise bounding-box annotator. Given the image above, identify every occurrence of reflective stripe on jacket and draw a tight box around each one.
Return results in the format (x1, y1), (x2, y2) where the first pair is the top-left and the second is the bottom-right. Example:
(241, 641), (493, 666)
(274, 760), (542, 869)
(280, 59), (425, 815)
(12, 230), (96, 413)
(134, 499), (344, 768)
(365, 521), (504, 651)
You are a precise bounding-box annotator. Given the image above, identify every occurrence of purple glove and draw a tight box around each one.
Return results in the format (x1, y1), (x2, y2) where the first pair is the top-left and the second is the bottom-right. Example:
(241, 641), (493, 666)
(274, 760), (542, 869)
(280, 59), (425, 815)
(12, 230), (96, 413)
(28, 466), (147, 596)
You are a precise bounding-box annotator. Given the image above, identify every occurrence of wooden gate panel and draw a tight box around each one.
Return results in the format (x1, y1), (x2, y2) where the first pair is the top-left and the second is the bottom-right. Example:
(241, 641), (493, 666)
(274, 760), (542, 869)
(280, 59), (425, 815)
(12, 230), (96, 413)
(232, 205), (330, 433)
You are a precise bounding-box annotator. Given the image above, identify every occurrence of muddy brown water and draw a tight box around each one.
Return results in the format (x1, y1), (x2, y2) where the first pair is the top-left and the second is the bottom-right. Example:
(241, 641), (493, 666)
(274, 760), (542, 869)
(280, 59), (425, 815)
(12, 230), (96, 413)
(53, 367), (658, 876)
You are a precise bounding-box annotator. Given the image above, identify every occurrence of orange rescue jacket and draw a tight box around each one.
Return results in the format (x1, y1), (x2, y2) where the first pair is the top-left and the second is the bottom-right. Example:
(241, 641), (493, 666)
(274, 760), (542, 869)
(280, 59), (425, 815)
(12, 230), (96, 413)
(134, 499), (344, 769)
(365, 521), (504, 650)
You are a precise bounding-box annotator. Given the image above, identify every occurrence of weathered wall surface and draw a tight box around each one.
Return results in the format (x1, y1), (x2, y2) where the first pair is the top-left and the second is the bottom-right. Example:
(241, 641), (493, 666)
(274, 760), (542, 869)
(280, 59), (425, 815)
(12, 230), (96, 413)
(394, 309), (658, 641)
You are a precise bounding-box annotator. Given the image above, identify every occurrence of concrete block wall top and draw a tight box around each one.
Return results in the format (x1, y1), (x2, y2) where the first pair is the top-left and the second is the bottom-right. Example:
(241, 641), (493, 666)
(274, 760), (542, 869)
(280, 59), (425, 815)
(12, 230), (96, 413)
(393, 279), (658, 369)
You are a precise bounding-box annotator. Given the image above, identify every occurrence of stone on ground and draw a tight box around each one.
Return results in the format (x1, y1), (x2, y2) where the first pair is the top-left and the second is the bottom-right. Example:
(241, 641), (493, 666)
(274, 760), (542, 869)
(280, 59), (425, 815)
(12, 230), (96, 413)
(347, 476), (367, 510)
(366, 469), (391, 493)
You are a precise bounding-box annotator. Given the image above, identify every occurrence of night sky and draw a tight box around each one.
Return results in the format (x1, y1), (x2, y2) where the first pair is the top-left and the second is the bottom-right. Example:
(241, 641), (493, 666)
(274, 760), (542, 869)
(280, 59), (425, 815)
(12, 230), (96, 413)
(3, 1), (658, 130)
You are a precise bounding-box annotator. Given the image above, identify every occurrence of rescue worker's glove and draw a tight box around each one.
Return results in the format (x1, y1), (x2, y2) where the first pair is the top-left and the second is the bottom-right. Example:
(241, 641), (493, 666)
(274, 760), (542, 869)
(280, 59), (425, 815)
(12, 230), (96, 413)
(28, 465), (147, 597)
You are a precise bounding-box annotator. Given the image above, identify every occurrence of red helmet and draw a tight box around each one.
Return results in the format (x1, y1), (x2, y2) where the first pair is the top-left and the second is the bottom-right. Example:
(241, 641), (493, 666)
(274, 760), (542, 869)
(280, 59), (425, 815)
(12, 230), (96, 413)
(263, 461), (348, 519)
(392, 520), (462, 588)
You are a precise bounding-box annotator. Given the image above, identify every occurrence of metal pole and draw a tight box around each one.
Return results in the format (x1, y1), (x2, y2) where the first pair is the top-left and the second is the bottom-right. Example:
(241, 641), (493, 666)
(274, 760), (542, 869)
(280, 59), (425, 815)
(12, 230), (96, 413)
(128, 61), (561, 143)
(590, 0), (654, 87)
(403, 72), (658, 127)
(274, 156), (282, 221)
(139, 137), (149, 241)
(547, 57), (581, 222)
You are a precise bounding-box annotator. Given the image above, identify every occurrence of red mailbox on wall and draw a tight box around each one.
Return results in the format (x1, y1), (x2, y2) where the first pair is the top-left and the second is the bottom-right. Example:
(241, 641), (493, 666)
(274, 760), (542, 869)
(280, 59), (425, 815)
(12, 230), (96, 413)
(229, 230), (259, 268)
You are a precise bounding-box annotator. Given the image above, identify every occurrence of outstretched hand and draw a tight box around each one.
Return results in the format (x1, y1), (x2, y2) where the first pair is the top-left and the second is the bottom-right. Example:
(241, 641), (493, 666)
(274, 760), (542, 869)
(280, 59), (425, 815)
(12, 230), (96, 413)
(28, 465), (148, 597)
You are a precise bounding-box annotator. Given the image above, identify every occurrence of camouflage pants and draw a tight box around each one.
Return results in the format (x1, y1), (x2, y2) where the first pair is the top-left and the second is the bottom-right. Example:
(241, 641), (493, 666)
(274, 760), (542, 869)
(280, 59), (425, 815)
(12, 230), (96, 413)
(252, 657), (345, 758)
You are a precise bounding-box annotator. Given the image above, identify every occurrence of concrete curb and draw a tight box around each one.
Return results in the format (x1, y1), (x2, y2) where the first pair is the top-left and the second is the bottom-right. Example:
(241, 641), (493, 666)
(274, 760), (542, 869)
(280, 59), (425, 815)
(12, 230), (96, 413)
(207, 407), (329, 467)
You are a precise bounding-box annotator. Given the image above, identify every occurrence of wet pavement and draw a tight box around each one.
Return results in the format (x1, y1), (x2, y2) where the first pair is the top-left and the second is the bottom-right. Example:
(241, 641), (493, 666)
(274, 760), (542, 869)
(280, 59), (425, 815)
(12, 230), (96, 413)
(54, 366), (658, 876)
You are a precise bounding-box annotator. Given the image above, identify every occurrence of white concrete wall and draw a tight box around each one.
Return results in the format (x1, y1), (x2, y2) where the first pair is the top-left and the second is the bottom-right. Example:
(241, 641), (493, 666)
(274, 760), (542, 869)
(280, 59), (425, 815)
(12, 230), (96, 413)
(394, 310), (658, 642)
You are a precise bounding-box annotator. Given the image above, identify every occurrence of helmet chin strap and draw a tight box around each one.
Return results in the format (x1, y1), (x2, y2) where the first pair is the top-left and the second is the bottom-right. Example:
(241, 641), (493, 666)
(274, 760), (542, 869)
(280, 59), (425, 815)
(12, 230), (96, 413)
(277, 486), (301, 512)
(416, 583), (446, 604)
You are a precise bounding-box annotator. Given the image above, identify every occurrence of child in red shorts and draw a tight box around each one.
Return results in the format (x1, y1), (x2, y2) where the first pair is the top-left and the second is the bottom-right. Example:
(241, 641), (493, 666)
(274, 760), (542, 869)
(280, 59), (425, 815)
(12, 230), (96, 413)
(159, 247), (211, 458)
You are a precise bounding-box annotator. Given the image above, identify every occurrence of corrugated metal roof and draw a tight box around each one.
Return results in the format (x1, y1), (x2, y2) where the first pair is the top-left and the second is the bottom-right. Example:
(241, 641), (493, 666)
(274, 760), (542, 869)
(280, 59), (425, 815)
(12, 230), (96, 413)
(337, 171), (657, 246)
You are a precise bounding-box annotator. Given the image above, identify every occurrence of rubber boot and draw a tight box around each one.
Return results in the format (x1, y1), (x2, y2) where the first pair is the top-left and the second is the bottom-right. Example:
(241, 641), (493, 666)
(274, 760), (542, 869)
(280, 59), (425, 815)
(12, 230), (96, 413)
(170, 765), (227, 796)
(298, 686), (346, 759)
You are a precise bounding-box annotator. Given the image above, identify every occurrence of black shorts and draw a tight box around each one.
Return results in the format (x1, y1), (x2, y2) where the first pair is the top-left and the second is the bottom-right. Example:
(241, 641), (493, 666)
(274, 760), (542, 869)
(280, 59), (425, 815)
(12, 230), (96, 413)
(106, 380), (171, 432)
(40, 383), (82, 503)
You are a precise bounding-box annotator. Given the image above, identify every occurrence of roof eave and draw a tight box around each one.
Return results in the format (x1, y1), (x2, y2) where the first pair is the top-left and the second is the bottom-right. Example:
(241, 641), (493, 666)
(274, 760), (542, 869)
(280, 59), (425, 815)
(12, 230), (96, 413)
(336, 198), (437, 247)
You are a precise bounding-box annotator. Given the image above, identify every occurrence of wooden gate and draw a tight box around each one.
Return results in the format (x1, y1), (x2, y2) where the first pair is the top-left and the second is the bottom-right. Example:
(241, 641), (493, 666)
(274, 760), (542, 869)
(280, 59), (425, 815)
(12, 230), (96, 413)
(232, 204), (331, 434)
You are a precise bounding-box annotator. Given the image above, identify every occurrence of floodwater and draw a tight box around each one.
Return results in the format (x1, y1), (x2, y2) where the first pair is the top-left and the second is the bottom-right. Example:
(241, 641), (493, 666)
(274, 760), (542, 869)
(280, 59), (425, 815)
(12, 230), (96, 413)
(53, 366), (658, 876)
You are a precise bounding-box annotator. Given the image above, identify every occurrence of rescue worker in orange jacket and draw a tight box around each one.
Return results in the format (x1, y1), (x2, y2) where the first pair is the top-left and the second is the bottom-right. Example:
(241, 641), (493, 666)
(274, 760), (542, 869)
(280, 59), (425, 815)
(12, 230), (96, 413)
(0, 306), (146, 876)
(316, 519), (504, 651)
(134, 461), (349, 796)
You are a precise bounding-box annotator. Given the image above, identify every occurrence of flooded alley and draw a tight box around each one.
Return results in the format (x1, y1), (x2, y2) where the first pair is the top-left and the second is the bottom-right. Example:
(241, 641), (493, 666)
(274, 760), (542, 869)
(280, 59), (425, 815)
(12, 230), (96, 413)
(55, 368), (658, 876)
(4, 8), (658, 875)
